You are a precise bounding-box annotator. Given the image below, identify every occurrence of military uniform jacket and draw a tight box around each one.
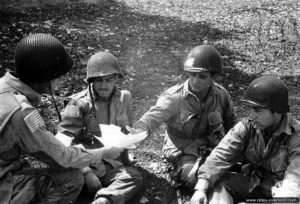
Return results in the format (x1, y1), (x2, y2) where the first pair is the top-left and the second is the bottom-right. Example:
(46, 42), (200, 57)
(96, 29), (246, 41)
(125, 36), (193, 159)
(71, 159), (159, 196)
(58, 86), (133, 177)
(134, 79), (237, 161)
(0, 72), (106, 203)
(196, 114), (300, 196)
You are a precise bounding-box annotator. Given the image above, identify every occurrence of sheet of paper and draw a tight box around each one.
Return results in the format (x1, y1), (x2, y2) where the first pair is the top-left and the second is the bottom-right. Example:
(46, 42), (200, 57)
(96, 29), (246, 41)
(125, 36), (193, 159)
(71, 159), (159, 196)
(55, 132), (73, 147)
(72, 144), (85, 149)
(55, 132), (85, 149)
(96, 124), (147, 149)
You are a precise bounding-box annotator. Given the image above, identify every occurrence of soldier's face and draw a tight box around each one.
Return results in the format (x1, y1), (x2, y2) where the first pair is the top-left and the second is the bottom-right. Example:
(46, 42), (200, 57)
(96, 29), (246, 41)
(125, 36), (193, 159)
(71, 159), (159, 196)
(93, 74), (117, 99)
(188, 71), (213, 93)
(248, 106), (278, 130)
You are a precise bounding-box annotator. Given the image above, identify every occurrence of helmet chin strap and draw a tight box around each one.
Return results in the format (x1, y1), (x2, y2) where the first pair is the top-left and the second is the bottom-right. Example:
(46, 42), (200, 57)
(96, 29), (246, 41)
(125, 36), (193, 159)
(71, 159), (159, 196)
(47, 82), (62, 122)
(88, 82), (97, 119)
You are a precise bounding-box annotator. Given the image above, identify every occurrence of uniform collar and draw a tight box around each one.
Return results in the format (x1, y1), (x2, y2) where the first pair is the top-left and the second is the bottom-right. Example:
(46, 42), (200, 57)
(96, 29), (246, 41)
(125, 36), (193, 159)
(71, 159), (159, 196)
(182, 79), (216, 100)
(273, 113), (292, 137)
(4, 72), (41, 104)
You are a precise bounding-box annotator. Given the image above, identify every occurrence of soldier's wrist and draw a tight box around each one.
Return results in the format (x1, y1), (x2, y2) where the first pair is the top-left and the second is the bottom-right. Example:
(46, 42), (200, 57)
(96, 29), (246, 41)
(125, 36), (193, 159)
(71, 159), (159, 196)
(194, 178), (210, 193)
(132, 122), (148, 133)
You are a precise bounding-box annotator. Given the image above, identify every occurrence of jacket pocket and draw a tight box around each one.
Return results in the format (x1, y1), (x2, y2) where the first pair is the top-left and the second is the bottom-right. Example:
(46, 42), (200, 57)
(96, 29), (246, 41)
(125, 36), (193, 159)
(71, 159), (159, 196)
(268, 145), (289, 172)
(208, 110), (223, 126)
(207, 110), (225, 147)
(179, 110), (198, 137)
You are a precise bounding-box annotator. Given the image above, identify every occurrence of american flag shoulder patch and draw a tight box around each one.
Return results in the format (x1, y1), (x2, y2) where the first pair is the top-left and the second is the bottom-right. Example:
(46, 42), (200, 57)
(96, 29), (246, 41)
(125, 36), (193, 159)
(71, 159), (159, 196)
(24, 110), (46, 133)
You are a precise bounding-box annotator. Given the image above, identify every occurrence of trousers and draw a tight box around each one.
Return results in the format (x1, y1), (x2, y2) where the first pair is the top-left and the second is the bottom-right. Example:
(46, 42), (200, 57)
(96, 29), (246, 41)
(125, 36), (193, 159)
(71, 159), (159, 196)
(93, 165), (143, 204)
(208, 172), (271, 204)
(10, 169), (84, 204)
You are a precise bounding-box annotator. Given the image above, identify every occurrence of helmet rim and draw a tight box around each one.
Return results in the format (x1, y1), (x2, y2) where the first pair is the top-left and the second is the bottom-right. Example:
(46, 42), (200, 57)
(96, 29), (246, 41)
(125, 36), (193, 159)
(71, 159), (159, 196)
(86, 52), (122, 83)
(241, 76), (290, 113)
(15, 33), (73, 83)
(183, 45), (223, 74)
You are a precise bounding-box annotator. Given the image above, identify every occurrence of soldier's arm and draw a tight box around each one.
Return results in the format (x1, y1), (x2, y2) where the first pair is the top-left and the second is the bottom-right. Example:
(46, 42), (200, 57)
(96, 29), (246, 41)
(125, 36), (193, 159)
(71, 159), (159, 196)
(13, 107), (118, 169)
(222, 89), (238, 132)
(123, 90), (133, 127)
(58, 98), (85, 138)
(133, 93), (180, 135)
(273, 129), (300, 197)
(195, 121), (248, 190)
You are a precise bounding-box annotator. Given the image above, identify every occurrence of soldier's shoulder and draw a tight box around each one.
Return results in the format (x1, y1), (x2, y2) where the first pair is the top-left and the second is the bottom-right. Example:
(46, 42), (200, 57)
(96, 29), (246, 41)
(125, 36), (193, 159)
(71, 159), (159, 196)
(0, 91), (22, 109)
(120, 89), (132, 97)
(11, 91), (33, 110)
(213, 82), (231, 98)
(70, 89), (89, 100)
(0, 92), (23, 133)
(119, 89), (132, 100)
(291, 116), (300, 133)
(164, 83), (184, 95)
(213, 82), (229, 92)
(64, 89), (89, 107)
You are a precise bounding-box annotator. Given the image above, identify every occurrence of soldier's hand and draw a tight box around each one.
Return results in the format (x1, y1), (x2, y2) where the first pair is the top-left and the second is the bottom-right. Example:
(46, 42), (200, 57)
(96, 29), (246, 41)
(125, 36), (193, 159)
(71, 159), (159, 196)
(191, 190), (208, 204)
(125, 125), (145, 134)
(120, 149), (137, 165)
(101, 146), (124, 159)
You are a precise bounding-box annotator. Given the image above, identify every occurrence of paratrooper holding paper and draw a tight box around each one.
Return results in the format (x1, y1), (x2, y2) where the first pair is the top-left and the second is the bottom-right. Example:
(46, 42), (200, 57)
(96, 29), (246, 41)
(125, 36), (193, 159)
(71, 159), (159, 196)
(58, 51), (143, 204)
(129, 45), (237, 189)
(0, 33), (123, 204)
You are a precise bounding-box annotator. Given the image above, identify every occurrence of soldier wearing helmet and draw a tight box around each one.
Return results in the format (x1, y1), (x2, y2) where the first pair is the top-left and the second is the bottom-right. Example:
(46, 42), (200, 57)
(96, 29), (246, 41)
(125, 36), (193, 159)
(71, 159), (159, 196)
(58, 51), (142, 204)
(0, 34), (123, 204)
(127, 45), (237, 189)
(191, 76), (300, 204)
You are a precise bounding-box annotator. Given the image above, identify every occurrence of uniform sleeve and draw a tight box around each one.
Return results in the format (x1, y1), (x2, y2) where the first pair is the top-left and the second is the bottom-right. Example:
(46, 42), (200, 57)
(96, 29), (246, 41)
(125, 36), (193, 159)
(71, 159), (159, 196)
(123, 90), (133, 127)
(222, 89), (238, 132)
(58, 98), (85, 138)
(13, 108), (103, 170)
(195, 121), (248, 189)
(133, 93), (180, 134)
(273, 131), (300, 197)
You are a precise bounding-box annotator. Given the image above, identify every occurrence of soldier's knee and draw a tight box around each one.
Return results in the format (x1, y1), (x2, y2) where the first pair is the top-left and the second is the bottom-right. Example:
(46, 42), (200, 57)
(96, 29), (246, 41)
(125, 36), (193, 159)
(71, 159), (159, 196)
(180, 162), (197, 189)
(73, 169), (85, 189)
(135, 172), (143, 187)
(131, 167), (143, 182)
(66, 169), (84, 202)
(125, 166), (143, 187)
(63, 169), (84, 193)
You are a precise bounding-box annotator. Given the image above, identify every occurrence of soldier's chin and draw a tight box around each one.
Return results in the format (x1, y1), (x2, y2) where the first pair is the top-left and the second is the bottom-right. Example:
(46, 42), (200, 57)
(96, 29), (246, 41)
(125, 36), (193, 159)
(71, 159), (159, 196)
(191, 85), (205, 93)
(99, 91), (109, 97)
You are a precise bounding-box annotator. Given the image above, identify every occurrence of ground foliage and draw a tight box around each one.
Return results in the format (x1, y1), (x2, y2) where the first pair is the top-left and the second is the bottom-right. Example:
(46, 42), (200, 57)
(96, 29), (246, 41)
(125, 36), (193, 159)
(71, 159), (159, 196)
(1, 0), (300, 203)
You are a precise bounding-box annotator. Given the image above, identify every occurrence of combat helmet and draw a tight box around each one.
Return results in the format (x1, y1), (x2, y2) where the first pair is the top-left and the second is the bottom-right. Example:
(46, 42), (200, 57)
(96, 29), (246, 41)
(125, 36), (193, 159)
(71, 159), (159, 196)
(15, 33), (73, 83)
(184, 45), (223, 74)
(241, 76), (290, 113)
(86, 52), (122, 83)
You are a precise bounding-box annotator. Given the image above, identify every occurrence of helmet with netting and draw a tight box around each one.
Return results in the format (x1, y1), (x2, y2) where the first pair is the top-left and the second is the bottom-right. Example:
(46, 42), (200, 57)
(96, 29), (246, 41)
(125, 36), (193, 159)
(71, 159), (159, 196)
(15, 33), (73, 83)
(241, 76), (290, 113)
(184, 45), (223, 74)
(86, 52), (122, 83)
